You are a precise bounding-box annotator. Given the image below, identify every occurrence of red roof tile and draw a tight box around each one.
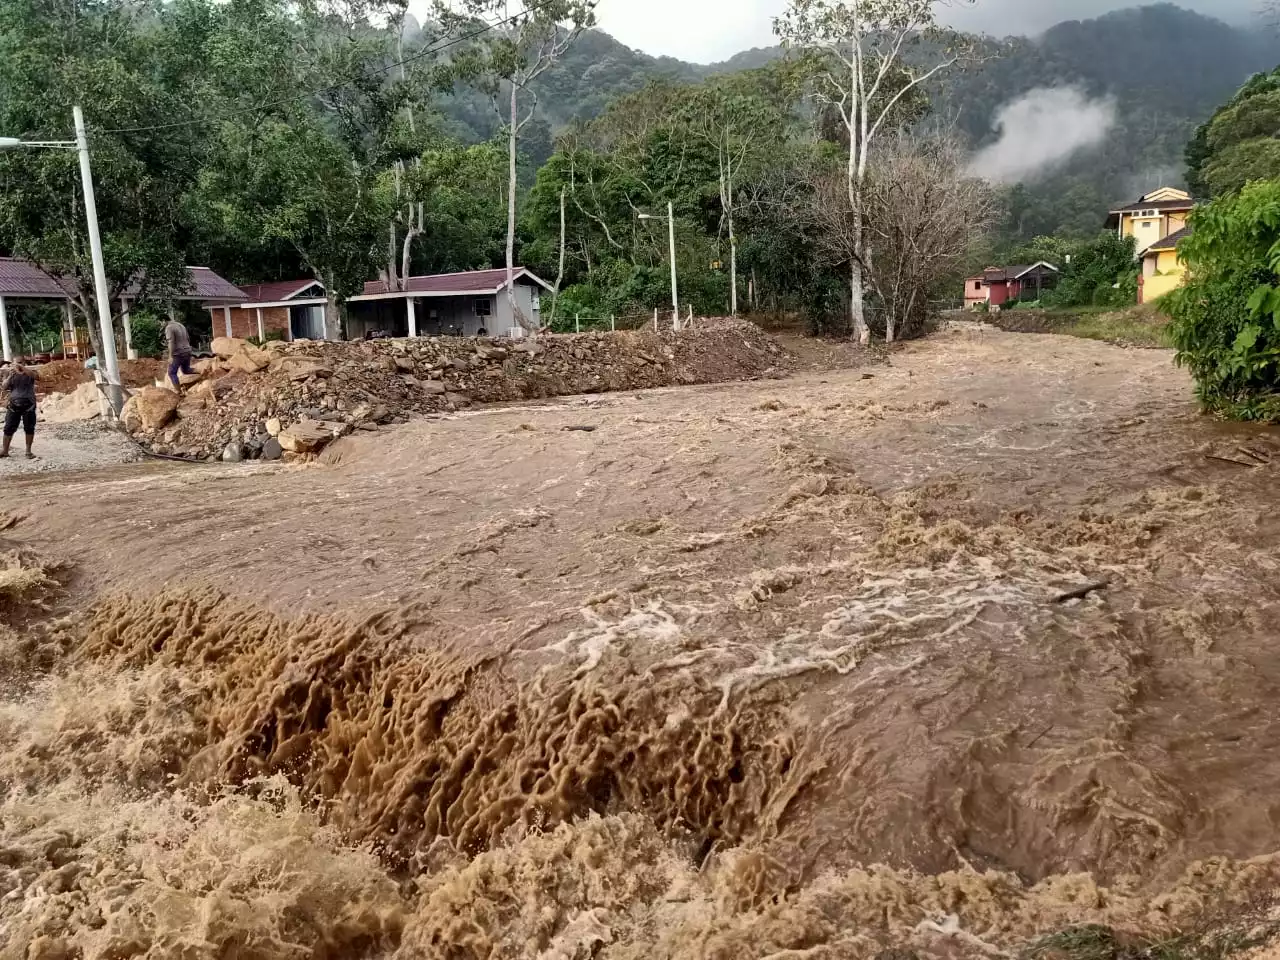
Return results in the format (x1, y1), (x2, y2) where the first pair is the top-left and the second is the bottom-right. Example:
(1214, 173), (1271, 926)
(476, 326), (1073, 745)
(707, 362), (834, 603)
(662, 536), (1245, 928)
(361, 267), (545, 296)
(239, 279), (324, 303)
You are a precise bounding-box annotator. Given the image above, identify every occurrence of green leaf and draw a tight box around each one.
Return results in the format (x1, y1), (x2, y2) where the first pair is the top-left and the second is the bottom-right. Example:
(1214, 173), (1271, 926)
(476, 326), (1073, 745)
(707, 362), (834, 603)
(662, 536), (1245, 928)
(1235, 324), (1261, 352)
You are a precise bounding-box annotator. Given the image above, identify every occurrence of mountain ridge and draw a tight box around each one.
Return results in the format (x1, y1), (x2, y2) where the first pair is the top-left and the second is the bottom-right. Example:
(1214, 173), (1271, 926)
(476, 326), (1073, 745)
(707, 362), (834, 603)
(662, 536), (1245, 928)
(435, 3), (1280, 238)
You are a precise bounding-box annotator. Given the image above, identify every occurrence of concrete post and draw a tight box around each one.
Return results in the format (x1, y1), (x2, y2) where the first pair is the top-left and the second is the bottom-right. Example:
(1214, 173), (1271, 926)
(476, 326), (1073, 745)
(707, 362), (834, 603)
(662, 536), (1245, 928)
(407, 297), (417, 338)
(256, 307), (265, 342)
(223, 305), (232, 338)
(0, 295), (11, 362)
(121, 297), (137, 360)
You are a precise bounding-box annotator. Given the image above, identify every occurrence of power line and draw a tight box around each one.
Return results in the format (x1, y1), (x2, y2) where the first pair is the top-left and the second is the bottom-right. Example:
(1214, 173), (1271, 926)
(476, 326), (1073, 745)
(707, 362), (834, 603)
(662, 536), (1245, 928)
(100, 2), (554, 135)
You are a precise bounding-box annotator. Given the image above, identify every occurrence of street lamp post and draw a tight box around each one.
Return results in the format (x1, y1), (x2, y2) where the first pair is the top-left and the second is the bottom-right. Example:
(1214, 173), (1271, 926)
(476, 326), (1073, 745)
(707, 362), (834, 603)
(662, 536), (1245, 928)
(638, 201), (680, 331)
(0, 105), (122, 412)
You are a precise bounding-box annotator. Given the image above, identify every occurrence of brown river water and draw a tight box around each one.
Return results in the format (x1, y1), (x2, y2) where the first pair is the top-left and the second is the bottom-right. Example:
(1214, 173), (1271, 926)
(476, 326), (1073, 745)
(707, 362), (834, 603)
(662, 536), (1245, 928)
(1, 327), (1279, 959)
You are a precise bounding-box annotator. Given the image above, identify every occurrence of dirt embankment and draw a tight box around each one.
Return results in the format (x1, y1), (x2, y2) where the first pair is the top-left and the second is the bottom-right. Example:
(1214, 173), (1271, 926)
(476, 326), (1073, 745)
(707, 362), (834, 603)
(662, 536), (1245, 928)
(34, 358), (164, 395)
(132, 320), (788, 459)
(5, 328), (1280, 959)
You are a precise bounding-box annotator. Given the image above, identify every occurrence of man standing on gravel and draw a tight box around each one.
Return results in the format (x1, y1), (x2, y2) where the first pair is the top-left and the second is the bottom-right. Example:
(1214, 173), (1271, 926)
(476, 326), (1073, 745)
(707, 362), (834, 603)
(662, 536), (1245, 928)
(165, 315), (194, 392)
(0, 360), (37, 459)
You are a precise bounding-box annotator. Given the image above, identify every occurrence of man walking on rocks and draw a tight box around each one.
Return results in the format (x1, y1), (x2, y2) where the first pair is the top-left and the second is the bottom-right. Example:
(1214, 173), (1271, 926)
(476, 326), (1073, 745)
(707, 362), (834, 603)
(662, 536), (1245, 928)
(165, 315), (194, 393)
(0, 360), (38, 459)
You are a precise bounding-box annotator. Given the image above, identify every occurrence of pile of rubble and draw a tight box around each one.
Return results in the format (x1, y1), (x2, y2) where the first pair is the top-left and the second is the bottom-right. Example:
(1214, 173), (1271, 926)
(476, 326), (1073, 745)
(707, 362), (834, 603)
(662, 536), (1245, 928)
(120, 320), (789, 461)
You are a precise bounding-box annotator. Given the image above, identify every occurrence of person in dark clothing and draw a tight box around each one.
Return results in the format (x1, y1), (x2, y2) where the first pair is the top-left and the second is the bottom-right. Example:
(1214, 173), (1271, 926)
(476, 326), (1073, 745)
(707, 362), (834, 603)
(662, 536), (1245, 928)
(165, 316), (194, 392)
(0, 361), (37, 459)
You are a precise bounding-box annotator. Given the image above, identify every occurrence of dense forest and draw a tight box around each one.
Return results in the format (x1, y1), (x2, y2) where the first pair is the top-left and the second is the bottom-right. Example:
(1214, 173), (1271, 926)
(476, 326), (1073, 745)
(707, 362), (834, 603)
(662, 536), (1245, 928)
(0, 0), (1276, 349)
(469, 3), (1280, 239)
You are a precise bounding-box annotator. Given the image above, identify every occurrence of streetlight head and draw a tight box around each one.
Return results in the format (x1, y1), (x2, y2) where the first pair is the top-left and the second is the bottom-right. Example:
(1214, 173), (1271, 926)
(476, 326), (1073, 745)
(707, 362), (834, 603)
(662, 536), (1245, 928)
(0, 138), (23, 149)
(637, 213), (654, 220)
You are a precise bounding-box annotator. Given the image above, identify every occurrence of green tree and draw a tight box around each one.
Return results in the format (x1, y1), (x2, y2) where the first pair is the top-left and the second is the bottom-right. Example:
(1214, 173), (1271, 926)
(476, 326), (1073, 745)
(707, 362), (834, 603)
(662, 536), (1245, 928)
(1186, 67), (1280, 198)
(434, 0), (596, 332)
(1167, 182), (1280, 420)
(0, 0), (200, 358)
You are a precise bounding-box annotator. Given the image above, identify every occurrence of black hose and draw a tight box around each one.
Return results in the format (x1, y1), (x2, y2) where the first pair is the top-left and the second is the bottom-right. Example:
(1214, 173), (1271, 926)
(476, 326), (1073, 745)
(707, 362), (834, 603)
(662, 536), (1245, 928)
(86, 379), (214, 465)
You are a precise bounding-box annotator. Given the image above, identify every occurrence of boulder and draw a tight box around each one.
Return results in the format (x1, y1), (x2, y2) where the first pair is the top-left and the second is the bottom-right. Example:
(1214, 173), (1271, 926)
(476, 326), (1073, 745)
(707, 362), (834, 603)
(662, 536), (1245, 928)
(393, 356), (415, 373)
(262, 437), (283, 461)
(40, 382), (101, 424)
(210, 336), (247, 359)
(221, 442), (244, 463)
(278, 419), (335, 454)
(421, 380), (447, 395)
(265, 417), (282, 437)
(226, 342), (272, 374)
(271, 357), (333, 381)
(121, 386), (179, 433)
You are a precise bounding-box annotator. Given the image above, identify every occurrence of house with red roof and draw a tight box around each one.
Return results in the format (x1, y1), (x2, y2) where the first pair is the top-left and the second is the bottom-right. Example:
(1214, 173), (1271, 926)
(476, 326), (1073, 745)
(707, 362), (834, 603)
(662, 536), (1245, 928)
(206, 279), (328, 342)
(346, 267), (552, 339)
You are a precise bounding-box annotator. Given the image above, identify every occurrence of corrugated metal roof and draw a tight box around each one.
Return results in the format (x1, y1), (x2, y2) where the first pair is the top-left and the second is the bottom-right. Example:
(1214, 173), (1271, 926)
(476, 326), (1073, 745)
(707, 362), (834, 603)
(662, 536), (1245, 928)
(0, 258), (246, 302)
(239, 279), (323, 303)
(360, 267), (546, 297)
(0, 258), (70, 298)
(189, 267), (247, 301)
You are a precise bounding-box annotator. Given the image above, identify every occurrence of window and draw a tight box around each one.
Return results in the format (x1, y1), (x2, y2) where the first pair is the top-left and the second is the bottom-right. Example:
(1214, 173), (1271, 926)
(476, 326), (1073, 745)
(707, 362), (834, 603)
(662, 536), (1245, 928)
(532, 292), (541, 313)
(972, 281), (983, 291)
(474, 298), (492, 317)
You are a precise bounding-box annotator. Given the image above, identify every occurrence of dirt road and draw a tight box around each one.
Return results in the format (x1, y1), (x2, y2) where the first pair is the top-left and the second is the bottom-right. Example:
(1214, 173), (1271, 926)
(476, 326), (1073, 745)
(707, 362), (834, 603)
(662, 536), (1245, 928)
(4, 327), (1280, 958)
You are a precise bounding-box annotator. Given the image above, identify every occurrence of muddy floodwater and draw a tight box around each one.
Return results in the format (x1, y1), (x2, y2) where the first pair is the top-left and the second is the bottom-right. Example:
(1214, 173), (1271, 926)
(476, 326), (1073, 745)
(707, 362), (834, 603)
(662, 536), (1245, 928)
(2, 327), (1280, 959)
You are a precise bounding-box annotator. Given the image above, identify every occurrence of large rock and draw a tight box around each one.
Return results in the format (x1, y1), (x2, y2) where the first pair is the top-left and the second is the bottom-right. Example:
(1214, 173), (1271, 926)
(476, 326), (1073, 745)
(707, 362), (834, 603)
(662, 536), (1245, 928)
(121, 386), (179, 434)
(270, 356), (333, 381)
(212, 337), (271, 373)
(262, 437), (283, 461)
(41, 382), (101, 424)
(227, 343), (271, 374)
(210, 336), (246, 359)
(278, 419), (335, 454)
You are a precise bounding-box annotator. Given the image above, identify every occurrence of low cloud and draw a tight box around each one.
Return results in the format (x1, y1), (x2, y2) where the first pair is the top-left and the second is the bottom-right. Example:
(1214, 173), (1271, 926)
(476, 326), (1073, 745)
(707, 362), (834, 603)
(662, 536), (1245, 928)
(966, 87), (1117, 184)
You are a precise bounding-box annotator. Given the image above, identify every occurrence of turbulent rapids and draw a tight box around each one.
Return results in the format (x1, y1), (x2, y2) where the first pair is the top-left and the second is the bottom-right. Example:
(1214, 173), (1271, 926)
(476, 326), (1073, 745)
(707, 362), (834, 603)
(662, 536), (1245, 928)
(3, 329), (1280, 959)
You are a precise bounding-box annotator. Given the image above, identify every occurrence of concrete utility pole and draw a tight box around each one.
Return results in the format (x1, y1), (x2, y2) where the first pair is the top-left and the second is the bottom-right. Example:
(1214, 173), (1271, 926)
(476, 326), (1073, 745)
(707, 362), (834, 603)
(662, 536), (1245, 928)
(0, 107), (122, 410)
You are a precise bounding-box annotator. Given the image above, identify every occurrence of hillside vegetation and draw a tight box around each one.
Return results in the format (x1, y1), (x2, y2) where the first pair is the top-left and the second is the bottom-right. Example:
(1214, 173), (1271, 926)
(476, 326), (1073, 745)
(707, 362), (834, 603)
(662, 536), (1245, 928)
(435, 4), (1280, 239)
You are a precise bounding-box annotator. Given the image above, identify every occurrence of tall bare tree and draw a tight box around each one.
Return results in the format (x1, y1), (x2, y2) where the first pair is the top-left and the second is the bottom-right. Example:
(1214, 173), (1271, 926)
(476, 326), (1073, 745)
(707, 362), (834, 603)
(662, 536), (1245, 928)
(775, 0), (975, 343)
(804, 132), (994, 341)
(437, 0), (596, 333)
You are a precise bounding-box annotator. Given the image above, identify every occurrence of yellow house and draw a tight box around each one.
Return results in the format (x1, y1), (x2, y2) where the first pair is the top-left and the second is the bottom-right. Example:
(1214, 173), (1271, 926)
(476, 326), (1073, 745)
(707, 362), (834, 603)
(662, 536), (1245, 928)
(1139, 226), (1190, 303)
(1106, 187), (1194, 255)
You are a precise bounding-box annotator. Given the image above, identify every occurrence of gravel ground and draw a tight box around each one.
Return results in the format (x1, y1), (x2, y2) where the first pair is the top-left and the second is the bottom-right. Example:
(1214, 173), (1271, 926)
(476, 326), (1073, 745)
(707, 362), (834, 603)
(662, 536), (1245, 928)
(0, 419), (147, 475)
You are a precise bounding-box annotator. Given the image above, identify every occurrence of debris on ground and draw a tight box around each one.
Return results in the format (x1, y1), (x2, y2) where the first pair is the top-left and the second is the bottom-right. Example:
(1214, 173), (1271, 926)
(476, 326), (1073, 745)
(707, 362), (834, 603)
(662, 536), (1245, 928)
(128, 320), (791, 460)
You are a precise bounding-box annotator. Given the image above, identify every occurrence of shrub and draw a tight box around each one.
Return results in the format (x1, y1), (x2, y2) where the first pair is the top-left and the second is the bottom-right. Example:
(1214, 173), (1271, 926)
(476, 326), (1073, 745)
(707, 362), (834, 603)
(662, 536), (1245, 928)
(1166, 181), (1280, 420)
(129, 313), (166, 358)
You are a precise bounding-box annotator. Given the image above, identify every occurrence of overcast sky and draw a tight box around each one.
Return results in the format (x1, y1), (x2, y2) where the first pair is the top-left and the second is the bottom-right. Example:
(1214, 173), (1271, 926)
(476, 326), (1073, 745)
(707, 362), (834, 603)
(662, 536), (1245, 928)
(591, 0), (1259, 64)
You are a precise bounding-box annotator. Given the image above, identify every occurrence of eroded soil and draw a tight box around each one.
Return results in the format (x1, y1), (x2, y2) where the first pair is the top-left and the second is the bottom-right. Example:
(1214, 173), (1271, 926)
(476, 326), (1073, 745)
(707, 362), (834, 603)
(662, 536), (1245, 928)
(2, 327), (1280, 959)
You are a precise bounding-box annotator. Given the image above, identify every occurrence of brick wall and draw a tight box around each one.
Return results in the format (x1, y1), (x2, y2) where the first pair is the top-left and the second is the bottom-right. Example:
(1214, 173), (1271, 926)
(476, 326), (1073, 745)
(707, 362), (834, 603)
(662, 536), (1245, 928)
(225, 306), (291, 341)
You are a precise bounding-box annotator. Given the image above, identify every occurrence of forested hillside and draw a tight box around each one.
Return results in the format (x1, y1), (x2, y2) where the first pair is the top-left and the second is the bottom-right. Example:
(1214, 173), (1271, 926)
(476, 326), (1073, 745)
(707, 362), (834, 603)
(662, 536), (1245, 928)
(437, 3), (1280, 239)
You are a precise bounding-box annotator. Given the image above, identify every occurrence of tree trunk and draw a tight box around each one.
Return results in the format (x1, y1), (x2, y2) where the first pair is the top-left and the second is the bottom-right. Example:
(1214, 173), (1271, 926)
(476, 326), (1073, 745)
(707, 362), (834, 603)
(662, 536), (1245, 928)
(388, 222), (398, 290)
(850, 256), (868, 345)
(324, 291), (341, 341)
(726, 170), (738, 316)
(506, 81), (525, 332)
(550, 186), (566, 327)
(728, 215), (738, 317)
